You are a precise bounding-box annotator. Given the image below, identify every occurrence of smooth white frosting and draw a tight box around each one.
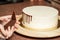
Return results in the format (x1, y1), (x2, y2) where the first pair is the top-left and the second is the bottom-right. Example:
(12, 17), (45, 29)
(22, 6), (58, 30)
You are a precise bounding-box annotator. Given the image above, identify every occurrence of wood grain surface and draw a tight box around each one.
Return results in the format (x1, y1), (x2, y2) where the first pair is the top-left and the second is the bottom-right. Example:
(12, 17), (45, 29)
(0, 1), (60, 40)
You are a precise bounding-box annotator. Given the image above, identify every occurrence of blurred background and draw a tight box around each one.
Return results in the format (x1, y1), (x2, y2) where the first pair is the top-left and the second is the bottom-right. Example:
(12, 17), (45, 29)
(0, 0), (52, 5)
(0, 0), (30, 5)
(0, 0), (60, 5)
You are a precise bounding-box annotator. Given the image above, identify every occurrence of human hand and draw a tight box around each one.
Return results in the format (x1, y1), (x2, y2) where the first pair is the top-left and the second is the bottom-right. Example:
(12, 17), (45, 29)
(0, 25), (15, 39)
(0, 20), (20, 39)
(5, 26), (15, 39)
(0, 15), (21, 39)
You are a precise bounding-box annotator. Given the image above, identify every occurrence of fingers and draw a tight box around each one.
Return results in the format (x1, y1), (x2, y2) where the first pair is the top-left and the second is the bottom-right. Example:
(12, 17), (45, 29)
(7, 26), (16, 33)
(11, 26), (15, 32)
(0, 24), (7, 37)
(0, 24), (4, 30)
(7, 26), (15, 32)
(5, 26), (15, 39)
(8, 26), (10, 31)
(0, 25), (19, 39)
(0, 34), (5, 39)
(14, 24), (20, 30)
(16, 20), (20, 24)
(13, 21), (20, 30)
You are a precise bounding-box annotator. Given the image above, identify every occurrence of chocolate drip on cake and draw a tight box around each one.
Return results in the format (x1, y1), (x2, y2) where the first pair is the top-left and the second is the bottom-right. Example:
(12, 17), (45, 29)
(26, 14), (30, 23)
(23, 13), (26, 24)
(22, 13), (32, 24)
(27, 14), (32, 23)
(25, 13), (27, 23)
(4, 11), (16, 30)
(30, 16), (32, 21)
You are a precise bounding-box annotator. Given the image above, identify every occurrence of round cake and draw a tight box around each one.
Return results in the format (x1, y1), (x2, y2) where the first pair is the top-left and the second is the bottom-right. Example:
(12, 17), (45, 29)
(22, 6), (58, 31)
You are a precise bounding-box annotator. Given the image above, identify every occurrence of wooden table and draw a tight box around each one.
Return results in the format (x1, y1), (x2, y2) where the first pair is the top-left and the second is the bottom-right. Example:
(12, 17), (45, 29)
(0, 1), (60, 40)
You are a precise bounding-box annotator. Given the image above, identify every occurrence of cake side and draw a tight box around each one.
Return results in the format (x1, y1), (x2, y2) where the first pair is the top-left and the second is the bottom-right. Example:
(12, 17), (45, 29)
(22, 6), (58, 31)
(22, 14), (58, 31)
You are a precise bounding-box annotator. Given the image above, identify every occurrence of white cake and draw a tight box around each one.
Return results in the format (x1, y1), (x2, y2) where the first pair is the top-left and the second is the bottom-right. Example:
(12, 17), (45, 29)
(22, 6), (58, 31)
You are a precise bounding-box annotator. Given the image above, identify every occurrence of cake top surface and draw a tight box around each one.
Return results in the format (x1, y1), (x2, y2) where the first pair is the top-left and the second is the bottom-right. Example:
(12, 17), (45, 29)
(23, 6), (58, 17)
